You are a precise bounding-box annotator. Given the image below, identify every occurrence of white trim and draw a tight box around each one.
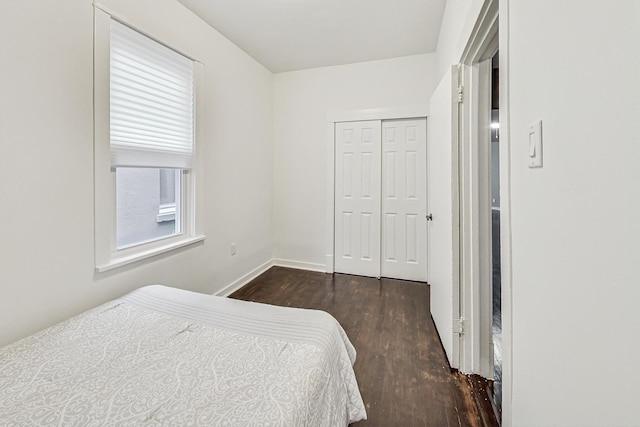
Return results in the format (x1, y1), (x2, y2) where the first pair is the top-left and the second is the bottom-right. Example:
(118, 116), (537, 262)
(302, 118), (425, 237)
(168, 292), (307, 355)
(96, 235), (205, 272)
(498, 1), (513, 425)
(456, 0), (499, 376)
(192, 61), (206, 239)
(325, 122), (336, 274)
(457, 57), (495, 378)
(450, 64), (462, 370)
(326, 105), (428, 123)
(425, 114), (431, 285)
(273, 259), (327, 273)
(215, 260), (274, 297)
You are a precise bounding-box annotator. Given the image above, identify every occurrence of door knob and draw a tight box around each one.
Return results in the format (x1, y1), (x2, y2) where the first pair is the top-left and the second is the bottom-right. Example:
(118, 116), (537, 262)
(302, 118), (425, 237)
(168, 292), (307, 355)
(426, 213), (433, 221)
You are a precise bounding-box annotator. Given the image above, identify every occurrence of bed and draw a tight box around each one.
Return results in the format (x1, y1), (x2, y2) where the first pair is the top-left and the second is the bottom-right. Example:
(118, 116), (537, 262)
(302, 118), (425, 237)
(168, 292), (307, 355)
(0, 285), (367, 426)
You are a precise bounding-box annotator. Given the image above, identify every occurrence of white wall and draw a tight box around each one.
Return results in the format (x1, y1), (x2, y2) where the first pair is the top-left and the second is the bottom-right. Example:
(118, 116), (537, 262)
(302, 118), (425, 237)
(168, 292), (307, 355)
(273, 54), (438, 269)
(435, 0), (484, 79)
(0, 0), (273, 347)
(507, 2), (640, 425)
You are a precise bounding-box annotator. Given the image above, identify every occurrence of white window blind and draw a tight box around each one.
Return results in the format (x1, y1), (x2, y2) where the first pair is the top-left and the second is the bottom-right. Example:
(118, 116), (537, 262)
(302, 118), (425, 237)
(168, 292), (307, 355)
(110, 19), (194, 169)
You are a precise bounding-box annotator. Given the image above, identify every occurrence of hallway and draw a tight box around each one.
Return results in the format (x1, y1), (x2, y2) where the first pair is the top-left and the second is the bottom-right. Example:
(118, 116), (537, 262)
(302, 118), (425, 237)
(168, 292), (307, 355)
(492, 209), (502, 415)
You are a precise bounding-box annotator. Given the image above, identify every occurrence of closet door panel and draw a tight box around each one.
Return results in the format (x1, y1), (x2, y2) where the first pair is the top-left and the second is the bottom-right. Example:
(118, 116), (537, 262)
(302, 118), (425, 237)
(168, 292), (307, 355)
(334, 120), (381, 277)
(381, 118), (428, 281)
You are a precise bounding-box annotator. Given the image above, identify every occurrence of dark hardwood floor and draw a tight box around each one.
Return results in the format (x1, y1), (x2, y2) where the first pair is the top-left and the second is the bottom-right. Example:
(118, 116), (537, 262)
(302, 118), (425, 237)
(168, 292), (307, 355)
(230, 267), (499, 427)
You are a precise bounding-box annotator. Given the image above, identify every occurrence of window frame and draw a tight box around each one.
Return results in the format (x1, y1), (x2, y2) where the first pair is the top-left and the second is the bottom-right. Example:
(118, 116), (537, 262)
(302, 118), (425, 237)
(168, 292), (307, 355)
(94, 7), (205, 272)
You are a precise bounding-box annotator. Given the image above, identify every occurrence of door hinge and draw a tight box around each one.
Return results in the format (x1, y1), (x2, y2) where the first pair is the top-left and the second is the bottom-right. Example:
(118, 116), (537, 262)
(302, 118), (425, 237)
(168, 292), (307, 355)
(457, 85), (464, 103)
(453, 317), (464, 335)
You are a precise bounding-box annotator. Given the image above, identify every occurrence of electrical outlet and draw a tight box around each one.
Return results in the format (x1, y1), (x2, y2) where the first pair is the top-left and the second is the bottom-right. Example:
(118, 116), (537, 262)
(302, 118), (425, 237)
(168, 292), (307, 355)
(230, 243), (237, 256)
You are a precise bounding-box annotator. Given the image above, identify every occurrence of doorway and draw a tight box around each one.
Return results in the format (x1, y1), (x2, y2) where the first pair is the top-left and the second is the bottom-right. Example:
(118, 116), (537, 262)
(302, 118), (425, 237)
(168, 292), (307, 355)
(327, 111), (429, 283)
(455, 0), (511, 423)
(490, 50), (502, 416)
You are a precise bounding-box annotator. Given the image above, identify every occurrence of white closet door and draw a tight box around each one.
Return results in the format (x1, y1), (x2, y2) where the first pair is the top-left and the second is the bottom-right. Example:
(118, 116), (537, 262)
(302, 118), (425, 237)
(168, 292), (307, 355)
(334, 120), (382, 278)
(381, 118), (428, 281)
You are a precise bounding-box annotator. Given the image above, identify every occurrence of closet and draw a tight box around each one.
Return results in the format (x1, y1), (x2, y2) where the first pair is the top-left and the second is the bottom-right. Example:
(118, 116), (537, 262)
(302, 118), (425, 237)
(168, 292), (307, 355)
(334, 118), (427, 281)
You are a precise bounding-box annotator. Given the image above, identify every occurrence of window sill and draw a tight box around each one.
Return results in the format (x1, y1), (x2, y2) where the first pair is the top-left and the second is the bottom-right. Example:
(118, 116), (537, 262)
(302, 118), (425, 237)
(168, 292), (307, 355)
(95, 235), (205, 273)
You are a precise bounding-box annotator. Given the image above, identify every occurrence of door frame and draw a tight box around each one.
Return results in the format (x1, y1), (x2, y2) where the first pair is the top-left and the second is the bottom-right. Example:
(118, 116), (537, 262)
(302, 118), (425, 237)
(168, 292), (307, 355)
(458, 0), (498, 379)
(457, 0), (513, 425)
(325, 106), (429, 275)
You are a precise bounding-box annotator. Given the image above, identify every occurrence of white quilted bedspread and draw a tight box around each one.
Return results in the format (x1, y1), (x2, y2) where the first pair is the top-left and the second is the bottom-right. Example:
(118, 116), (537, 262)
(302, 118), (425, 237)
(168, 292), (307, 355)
(0, 285), (366, 426)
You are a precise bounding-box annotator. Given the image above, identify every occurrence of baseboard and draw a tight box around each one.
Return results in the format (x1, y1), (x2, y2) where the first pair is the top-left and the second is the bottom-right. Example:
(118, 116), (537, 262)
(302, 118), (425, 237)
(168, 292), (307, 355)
(215, 259), (328, 297)
(273, 259), (327, 273)
(215, 260), (274, 297)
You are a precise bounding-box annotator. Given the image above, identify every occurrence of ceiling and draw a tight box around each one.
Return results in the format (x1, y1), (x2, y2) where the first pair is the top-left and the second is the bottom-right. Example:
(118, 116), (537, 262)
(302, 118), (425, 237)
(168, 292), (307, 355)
(177, 0), (446, 73)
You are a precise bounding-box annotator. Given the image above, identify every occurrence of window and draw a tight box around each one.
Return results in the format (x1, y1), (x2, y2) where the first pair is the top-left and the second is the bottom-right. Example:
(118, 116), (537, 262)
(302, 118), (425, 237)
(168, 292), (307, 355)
(94, 8), (204, 272)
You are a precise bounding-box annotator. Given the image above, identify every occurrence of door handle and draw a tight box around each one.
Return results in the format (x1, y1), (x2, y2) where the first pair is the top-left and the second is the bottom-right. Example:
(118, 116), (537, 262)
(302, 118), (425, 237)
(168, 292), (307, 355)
(426, 213), (433, 221)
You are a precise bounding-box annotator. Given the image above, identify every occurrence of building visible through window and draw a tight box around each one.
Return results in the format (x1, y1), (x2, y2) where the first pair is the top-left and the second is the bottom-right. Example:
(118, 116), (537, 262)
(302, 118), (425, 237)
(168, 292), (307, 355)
(116, 168), (182, 248)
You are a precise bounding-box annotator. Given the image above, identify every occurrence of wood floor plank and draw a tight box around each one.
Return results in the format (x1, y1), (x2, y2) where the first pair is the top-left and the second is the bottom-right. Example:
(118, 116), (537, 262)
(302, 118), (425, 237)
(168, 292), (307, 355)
(230, 267), (499, 427)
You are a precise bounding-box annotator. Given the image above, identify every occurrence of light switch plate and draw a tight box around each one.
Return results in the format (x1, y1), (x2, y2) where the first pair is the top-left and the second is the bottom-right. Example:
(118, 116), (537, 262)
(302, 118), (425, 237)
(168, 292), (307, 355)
(528, 120), (543, 168)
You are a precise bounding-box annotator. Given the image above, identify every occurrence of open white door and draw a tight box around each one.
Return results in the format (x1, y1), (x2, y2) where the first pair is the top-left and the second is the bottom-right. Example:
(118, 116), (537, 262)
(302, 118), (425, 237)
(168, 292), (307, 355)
(428, 66), (461, 368)
(334, 120), (382, 278)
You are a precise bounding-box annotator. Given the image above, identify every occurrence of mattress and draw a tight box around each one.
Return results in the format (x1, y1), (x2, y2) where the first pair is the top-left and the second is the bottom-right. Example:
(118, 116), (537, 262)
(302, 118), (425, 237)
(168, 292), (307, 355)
(0, 285), (367, 426)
